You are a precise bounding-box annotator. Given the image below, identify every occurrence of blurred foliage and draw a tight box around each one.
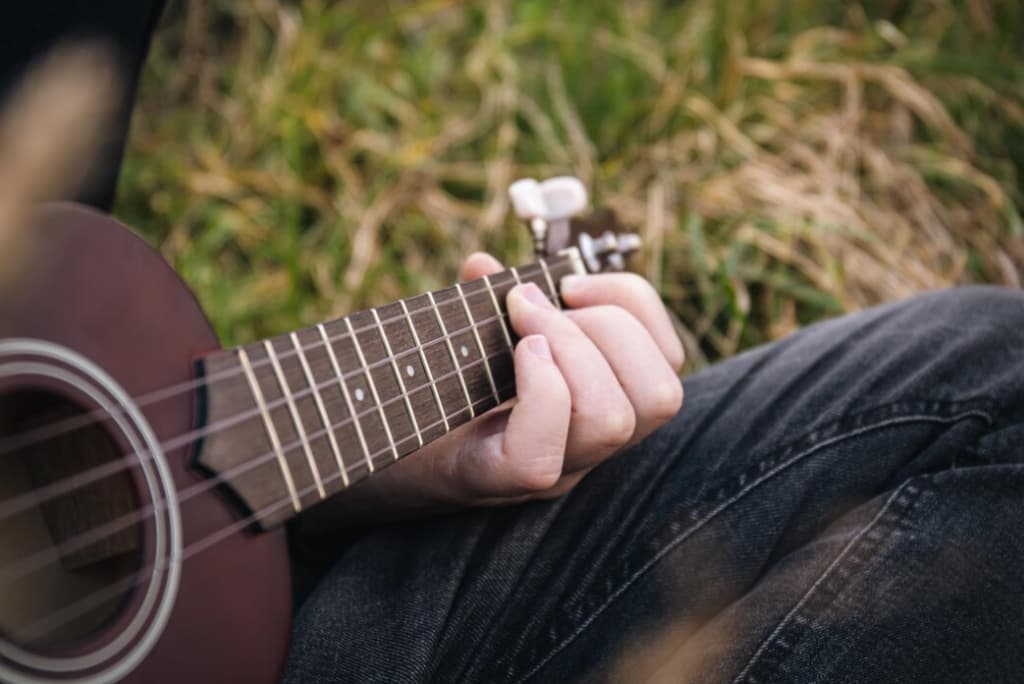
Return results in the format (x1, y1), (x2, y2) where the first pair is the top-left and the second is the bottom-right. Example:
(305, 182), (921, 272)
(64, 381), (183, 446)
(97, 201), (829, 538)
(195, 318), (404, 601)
(117, 0), (1024, 369)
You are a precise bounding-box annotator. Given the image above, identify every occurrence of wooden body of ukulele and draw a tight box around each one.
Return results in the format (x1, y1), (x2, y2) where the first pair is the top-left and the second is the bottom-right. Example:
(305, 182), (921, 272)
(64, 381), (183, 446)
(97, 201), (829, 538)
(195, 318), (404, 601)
(0, 178), (635, 682)
(0, 205), (291, 683)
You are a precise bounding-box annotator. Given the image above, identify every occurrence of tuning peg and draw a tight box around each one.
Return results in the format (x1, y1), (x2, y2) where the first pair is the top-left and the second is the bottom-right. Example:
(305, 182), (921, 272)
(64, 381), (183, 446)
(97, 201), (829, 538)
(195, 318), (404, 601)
(616, 232), (642, 257)
(578, 230), (642, 273)
(509, 176), (590, 257)
(508, 178), (547, 222)
(539, 177), (588, 221)
(509, 178), (548, 255)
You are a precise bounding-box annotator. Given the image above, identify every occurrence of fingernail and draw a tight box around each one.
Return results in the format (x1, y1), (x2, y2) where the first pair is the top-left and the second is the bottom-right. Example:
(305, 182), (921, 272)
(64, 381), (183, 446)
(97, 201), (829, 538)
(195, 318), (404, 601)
(520, 282), (554, 309)
(525, 335), (552, 360)
(560, 275), (584, 297)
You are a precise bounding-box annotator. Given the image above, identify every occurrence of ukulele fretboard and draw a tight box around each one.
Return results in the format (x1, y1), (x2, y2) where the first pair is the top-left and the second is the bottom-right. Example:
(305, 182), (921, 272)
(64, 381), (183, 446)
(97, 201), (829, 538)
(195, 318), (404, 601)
(195, 254), (580, 528)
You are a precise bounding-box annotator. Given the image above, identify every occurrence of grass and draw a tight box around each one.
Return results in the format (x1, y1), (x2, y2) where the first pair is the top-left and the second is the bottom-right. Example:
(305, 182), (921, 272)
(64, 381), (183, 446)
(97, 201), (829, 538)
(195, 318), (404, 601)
(116, 0), (1024, 369)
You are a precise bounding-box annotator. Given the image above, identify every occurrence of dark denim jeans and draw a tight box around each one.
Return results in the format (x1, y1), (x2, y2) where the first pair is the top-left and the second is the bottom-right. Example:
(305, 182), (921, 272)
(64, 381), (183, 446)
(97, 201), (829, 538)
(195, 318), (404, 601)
(284, 287), (1024, 683)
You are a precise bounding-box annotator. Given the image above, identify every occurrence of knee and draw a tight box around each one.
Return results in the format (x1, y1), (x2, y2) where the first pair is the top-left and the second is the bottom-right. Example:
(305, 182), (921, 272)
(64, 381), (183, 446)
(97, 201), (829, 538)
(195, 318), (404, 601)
(876, 286), (1024, 397)
(912, 286), (1024, 330)
(889, 287), (1024, 350)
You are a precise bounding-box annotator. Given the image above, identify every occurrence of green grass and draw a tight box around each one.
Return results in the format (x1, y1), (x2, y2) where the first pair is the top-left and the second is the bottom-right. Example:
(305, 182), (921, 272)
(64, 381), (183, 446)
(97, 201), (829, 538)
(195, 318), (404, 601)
(116, 0), (1024, 369)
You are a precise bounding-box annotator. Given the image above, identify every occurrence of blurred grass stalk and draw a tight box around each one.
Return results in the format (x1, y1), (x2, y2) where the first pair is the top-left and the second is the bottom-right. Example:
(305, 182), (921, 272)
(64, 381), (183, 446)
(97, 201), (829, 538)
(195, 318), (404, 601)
(118, 0), (1024, 368)
(0, 45), (119, 289)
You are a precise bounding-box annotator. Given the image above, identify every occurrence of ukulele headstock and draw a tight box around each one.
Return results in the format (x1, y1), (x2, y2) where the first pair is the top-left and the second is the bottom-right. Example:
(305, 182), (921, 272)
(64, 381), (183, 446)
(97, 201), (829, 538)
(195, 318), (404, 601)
(508, 176), (642, 273)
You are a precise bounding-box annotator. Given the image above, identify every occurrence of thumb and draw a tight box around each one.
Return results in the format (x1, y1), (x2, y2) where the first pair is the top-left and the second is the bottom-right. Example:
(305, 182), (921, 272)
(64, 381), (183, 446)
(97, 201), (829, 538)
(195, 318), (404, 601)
(457, 334), (570, 497)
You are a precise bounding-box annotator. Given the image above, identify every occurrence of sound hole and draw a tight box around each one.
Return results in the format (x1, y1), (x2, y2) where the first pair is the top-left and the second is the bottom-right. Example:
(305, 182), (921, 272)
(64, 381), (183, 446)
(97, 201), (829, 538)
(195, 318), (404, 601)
(0, 388), (143, 652)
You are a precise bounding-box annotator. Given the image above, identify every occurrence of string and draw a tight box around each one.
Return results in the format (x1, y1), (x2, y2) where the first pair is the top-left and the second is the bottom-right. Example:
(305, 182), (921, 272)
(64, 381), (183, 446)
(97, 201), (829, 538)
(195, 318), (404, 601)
(0, 293), (531, 524)
(12, 382), (514, 643)
(0, 259), (569, 634)
(0, 259), (565, 460)
(0, 349), (515, 588)
(0, 259), (562, 456)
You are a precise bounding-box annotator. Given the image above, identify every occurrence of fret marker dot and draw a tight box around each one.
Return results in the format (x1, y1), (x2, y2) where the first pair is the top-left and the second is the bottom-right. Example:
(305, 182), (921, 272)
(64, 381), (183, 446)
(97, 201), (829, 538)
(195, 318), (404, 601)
(460, 344), (469, 358)
(406, 364), (415, 377)
(354, 388), (365, 402)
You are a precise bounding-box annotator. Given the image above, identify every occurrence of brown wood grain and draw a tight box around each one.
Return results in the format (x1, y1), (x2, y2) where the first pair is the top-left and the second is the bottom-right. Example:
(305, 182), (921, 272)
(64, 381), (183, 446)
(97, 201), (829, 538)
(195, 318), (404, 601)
(0, 203), (291, 683)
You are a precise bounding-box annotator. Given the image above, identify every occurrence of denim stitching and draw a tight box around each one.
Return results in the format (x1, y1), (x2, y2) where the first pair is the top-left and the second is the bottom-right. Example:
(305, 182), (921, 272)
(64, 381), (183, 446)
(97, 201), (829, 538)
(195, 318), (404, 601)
(513, 407), (993, 684)
(730, 479), (926, 683)
(492, 356), (785, 680)
(440, 497), (572, 683)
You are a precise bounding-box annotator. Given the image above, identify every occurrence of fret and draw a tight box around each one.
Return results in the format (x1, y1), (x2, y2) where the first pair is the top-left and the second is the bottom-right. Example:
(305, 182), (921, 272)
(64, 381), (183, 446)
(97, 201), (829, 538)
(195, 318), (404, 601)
(326, 319), (394, 472)
(237, 347), (301, 512)
(264, 336), (350, 500)
(482, 274), (514, 354)
(514, 260), (573, 307)
(373, 301), (447, 444)
(348, 309), (422, 455)
(400, 299), (449, 432)
(317, 323), (374, 475)
(460, 279), (516, 403)
(371, 307), (424, 448)
(291, 332), (349, 487)
(546, 256), (579, 291)
(264, 340), (327, 499)
(344, 315), (401, 463)
(486, 269), (520, 320)
(454, 282), (500, 401)
(195, 255), (582, 530)
(538, 258), (562, 309)
(432, 286), (500, 416)
(425, 290), (476, 422)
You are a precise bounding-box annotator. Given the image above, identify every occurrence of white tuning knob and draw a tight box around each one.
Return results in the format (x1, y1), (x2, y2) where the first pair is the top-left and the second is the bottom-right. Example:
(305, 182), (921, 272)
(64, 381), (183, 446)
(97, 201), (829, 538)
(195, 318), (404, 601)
(539, 176), (588, 220)
(508, 178), (548, 221)
(509, 175), (589, 257)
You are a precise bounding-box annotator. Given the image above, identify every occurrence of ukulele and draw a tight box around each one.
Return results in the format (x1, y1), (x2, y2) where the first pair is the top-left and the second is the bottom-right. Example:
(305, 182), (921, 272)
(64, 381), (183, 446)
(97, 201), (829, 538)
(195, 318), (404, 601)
(0, 177), (641, 683)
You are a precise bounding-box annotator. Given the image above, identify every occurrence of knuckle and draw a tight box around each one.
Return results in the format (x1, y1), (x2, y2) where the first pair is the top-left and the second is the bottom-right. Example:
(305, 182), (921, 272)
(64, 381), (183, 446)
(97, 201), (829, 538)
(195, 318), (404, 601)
(649, 378), (684, 421)
(622, 272), (657, 301)
(585, 304), (639, 331)
(587, 400), (636, 449)
(668, 345), (686, 373)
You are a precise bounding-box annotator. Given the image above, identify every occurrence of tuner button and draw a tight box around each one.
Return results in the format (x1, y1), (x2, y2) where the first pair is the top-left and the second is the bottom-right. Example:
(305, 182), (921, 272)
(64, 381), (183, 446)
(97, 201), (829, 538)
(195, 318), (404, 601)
(617, 233), (642, 256)
(577, 232), (602, 273)
(539, 176), (588, 220)
(508, 178), (547, 220)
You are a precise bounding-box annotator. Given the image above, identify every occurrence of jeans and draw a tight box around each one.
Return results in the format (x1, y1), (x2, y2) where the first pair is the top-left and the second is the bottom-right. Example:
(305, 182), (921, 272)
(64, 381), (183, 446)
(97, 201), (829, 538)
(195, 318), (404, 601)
(284, 286), (1024, 683)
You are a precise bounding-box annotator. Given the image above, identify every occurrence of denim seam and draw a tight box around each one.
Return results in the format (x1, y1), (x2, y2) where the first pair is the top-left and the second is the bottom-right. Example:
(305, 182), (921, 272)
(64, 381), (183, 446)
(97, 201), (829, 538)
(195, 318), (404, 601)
(513, 406), (994, 684)
(492, 354), (786, 681)
(730, 478), (928, 683)
(441, 497), (571, 683)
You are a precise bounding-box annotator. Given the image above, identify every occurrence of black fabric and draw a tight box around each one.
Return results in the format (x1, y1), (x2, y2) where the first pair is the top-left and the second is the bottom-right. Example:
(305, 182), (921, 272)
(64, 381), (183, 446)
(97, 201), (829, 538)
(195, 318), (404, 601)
(0, 1), (165, 210)
(285, 287), (1024, 683)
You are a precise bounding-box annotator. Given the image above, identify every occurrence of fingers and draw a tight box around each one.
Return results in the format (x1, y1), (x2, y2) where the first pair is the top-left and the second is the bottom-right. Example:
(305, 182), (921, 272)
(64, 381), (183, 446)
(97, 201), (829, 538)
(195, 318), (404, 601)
(309, 261), (686, 525)
(560, 273), (685, 371)
(566, 305), (683, 442)
(453, 254), (682, 495)
(507, 282), (636, 471)
(456, 334), (571, 497)
(460, 252), (504, 281)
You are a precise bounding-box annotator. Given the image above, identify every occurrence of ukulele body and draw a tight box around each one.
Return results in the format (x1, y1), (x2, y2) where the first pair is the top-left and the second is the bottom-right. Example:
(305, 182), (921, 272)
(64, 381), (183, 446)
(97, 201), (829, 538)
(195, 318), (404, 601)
(0, 204), (290, 683)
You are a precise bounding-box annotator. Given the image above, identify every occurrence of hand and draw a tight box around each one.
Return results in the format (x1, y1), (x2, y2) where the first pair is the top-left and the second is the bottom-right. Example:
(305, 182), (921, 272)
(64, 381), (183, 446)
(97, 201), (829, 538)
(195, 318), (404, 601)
(300, 253), (684, 530)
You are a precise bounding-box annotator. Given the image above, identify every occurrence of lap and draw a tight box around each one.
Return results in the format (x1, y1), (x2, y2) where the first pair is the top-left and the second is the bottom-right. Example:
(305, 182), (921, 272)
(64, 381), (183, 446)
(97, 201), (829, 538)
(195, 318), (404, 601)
(284, 287), (1024, 683)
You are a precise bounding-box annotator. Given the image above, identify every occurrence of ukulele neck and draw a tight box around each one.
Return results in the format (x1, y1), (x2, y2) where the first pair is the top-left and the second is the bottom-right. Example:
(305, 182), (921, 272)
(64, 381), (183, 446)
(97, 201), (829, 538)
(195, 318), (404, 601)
(194, 251), (583, 529)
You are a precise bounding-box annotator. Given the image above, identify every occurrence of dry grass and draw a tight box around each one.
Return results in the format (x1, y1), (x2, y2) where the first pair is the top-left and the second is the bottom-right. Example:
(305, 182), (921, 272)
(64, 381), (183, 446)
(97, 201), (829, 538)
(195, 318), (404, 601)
(117, 0), (1024, 368)
(0, 45), (120, 291)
